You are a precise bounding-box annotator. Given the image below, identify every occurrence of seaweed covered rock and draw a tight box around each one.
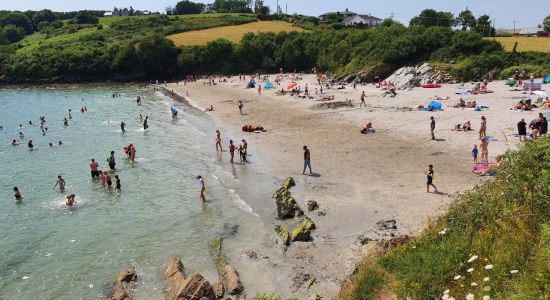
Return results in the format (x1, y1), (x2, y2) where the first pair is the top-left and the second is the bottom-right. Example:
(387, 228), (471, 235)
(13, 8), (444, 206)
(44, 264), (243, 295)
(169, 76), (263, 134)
(275, 225), (290, 246)
(291, 217), (316, 242)
(282, 177), (295, 189)
(306, 200), (319, 212)
(273, 188), (302, 219)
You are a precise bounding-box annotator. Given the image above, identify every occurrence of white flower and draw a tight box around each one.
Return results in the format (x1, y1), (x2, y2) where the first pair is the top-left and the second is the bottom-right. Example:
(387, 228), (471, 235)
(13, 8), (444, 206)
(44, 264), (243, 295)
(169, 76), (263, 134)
(439, 229), (448, 235)
(454, 275), (461, 280)
(510, 270), (518, 274)
(443, 289), (450, 294)
(484, 264), (493, 270)
(467, 255), (479, 263)
(483, 296), (491, 300)
(442, 294), (450, 300)
(471, 282), (478, 287)
(483, 277), (490, 282)
(466, 293), (475, 300)
(467, 268), (474, 273)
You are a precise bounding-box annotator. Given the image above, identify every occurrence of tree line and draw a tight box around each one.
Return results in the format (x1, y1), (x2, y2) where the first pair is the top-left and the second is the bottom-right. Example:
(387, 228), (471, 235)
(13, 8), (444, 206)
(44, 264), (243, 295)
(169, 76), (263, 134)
(166, 0), (269, 16)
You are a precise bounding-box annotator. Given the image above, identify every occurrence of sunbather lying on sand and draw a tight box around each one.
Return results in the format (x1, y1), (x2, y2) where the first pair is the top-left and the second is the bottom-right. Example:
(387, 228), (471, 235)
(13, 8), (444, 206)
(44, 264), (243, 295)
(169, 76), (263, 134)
(465, 101), (477, 108)
(453, 121), (472, 131)
(319, 95), (335, 101)
(242, 125), (265, 132)
(434, 95), (450, 100)
(454, 98), (466, 108)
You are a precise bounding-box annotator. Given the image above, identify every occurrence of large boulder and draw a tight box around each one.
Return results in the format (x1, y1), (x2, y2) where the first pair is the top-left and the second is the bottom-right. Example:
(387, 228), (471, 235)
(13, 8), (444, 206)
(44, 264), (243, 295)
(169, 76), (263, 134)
(306, 201), (319, 212)
(275, 225), (290, 246)
(176, 273), (216, 300)
(221, 265), (244, 295)
(102, 267), (138, 300)
(212, 281), (224, 298)
(291, 217), (316, 242)
(282, 177), (295, 189)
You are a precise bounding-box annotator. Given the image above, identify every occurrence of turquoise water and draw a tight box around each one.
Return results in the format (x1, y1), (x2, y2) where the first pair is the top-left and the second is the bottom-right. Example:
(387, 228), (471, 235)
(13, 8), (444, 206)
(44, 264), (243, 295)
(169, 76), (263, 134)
(0, 87), (279, 299)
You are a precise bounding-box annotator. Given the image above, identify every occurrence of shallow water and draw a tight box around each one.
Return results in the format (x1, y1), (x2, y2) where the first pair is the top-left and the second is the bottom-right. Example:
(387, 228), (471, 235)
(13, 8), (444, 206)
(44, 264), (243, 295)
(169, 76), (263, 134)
(0, 87), (282, 299)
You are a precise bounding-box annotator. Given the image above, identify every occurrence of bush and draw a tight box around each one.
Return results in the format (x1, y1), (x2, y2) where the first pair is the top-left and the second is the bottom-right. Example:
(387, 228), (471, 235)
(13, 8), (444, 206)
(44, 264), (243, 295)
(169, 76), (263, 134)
(1, 24), (25, 44)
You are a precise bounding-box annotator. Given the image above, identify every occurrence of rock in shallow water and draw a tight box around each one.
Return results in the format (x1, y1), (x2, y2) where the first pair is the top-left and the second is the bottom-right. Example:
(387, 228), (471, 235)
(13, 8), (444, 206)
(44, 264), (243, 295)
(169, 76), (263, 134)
(222, 265), (244, 295)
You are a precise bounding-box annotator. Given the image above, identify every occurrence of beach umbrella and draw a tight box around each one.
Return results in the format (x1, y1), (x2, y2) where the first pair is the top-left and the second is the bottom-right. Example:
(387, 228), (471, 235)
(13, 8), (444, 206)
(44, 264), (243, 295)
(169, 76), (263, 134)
(287, 82), (297, 89)
(532, 91), (548, 98)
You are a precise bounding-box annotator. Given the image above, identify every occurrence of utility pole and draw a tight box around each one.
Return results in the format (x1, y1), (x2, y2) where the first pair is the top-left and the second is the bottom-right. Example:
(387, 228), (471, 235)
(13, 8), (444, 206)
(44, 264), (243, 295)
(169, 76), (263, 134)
(276, 0), (279, 15)
(286, 4), (287, 15)
(513, 20), (516, 35)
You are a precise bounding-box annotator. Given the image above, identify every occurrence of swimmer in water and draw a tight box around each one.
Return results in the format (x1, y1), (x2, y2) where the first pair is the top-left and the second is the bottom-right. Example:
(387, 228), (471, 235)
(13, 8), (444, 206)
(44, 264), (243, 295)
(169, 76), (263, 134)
(215, 130), (222, 151)
(49, 142), (53, 147)
(107, 150), (116, 170)
(19, 132), (24, 139)
(196, 175), (206, 202)
(143, 116), (149, 130)
(53, 175), (66, 191)
(129, 144), (136, 162)
(120, 121), (126, 132)
(115, 175), (121, 192)
(27, 139), (34, 150)
(66, 194), (76, 206)
(63, 117), (68, 126)
(12, 139), (19, 146)
(104, 171), (112, 188)
(58, 141), (62, 145)
(14, 187), (22, 201)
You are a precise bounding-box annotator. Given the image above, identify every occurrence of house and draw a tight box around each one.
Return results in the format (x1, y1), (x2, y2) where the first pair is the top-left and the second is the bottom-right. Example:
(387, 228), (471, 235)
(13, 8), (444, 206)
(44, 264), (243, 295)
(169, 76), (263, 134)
(342, 14), (382, 27)
(103, 6), (151, 17)
(319, 8), (357, 21)
(518, 27), (548, 37)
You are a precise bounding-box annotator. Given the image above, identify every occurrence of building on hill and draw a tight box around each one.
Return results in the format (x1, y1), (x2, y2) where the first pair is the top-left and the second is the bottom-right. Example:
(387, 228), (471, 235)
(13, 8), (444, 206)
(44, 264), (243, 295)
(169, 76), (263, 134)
(319, 8), (357, 21)
(518, 27), (548, 37)
(342, 14), (382, 27)
(103, 7), (151, 17)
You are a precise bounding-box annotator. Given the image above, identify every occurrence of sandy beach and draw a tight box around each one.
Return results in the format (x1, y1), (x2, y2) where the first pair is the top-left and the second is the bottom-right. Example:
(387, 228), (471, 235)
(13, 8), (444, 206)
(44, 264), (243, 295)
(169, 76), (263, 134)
(165, 74), (545, 298)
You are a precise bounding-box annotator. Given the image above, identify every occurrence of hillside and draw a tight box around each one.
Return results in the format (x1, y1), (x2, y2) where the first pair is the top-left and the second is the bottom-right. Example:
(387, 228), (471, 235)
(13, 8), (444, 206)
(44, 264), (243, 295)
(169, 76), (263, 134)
(167, 20), (306, 46)
(486, 36), (550, 52)
(338, 136), (550, 299)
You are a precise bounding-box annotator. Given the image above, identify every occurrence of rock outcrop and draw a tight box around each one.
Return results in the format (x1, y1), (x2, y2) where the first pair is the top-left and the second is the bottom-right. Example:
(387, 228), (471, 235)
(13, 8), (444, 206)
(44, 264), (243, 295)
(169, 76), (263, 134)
(212, 281), (224, 298)
(273, 177), (303, 219)
(306, 200), (319, 212)
(291, 217), (316, 242)
(275, 225), (290, 246)
(102, 268), (138, 300)
(163, 256), (216, 300)
(384, 63), (457, 90)
(221, 265), (244, 295)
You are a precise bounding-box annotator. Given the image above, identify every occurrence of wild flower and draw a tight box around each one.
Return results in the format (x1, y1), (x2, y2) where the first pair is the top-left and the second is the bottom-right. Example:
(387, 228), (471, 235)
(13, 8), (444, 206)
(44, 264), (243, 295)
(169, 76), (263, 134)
(443, 289), (450, 294)
(471, 282), (478, 287)
(483, 277), (489, 282)
(467, 255), (478, 263)
(454, 275), (461, 280)
(484, 264), (493, 270)
(439, 228), (448, 235)
(466, 293), (474, 300)
(510, 270), (518, 274)
(467, 268), (474, 273)
(483, 296), (491, 300)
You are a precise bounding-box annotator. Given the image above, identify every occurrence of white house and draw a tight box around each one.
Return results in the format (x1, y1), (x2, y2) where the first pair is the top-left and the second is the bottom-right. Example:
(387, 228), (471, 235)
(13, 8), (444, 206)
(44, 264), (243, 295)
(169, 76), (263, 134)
(319, 8), (357, 21)
(342, 14), (382, 27)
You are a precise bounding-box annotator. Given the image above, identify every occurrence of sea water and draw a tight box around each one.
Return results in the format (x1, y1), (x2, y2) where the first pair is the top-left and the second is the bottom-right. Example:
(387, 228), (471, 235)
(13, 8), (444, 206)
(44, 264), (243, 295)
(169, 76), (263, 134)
(0, 87), (282, 299)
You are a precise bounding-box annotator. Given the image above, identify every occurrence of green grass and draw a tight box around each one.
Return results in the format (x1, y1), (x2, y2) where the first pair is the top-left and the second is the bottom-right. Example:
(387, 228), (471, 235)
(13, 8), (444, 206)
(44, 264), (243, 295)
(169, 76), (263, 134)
(99, 13), (255, 27)
(486, 36), (550, 52)
(338, 136), (550, 300)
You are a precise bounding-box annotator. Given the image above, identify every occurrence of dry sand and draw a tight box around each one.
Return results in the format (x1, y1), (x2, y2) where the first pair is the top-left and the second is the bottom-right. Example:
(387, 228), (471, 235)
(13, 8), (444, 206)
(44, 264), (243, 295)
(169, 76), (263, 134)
(164, 74), (545, 298)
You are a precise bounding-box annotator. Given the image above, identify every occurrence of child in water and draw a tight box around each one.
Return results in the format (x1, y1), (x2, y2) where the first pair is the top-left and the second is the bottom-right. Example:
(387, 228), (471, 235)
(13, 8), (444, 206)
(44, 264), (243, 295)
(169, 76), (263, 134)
(196, 175), (206, 202)
(53, 175), (66, 191)
(66, 194), (76, 207)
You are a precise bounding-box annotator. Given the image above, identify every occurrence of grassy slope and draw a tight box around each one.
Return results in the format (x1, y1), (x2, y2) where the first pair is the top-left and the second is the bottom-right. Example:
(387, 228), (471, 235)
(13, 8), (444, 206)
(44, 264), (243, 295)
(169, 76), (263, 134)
(167, 20), (306, 46)
(98, 13), (255, 27)
(339, 136), (550, 300)
(486, 36), (550, 52)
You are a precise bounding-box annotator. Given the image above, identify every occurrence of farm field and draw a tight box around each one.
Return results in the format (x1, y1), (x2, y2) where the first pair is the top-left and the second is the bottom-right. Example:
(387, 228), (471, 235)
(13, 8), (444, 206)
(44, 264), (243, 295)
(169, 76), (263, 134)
(487, 36), (550, 52)
(167, 20), (307, 46)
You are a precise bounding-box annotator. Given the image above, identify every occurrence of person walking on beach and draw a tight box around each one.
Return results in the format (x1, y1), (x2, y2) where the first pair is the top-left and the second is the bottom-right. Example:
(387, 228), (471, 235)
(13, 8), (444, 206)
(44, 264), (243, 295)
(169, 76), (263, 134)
(215, 130), (222, 151)
(360, 91), (366, 108)
(302, 146), (312, 175)
(143, 116), (149, 130)
(229, 140), (236, 163)
(14, 187), (22, 201)
(196, 175), (206, 202)
(53, 175), (66, 191)
(517, 118), (527, 142)
(479, 116), (487, 139)
(90, 159), (99, 178)
(426, 165), (438, 193)
(430, 116), (436, 140)
(238, 101), (244, 115)
(120, 121), (126, 133)
(472, 145), (479, 163)
(479, 138), (489, 163)
(107, 151), (116, 170)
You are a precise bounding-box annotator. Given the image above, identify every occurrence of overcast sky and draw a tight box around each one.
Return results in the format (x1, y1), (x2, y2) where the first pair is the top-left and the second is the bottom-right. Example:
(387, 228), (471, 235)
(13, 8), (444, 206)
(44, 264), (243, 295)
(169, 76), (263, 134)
(3, 0), (548, 29)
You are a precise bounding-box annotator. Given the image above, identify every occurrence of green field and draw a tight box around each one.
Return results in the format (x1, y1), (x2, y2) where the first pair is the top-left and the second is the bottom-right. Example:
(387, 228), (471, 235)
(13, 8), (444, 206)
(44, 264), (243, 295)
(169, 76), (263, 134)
(487, 36), (550, 52)
(167, 20), (306, 45)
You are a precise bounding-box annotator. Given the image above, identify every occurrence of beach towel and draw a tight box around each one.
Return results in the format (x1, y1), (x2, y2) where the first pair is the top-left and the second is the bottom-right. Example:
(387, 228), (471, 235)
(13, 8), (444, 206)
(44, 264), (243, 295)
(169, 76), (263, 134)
(523, 82), (541, 91)
(544, 75), (550, 84)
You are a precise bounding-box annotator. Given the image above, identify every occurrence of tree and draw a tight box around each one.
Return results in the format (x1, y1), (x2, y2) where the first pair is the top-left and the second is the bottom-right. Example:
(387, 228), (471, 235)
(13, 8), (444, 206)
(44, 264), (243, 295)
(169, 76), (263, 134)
(0, 12), (33, 34)
(1, 25), (25, 43)
(32, 10), (58, 29)
(381, 18), (402, 27)
(409, 9), (454, 27)
(212, 0), (253, 13)
(174, 1), (205, 15)
(134, 34), (179, 77)
(474, 15), (495, 37)
(74, 11), (99, 25)
(543, 15), (550, 33)
(455, 9), (476, 30)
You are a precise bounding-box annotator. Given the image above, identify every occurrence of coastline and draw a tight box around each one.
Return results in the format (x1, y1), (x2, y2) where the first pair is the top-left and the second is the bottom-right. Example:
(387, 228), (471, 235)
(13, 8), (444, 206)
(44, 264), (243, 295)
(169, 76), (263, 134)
(160, 75), (523, 297)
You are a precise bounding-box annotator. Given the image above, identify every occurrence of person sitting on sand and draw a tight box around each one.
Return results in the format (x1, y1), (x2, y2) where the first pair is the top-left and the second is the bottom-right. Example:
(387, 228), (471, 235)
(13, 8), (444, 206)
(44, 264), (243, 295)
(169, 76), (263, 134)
(465, 101), (477, 108)
(434, 95), (449, 101)
(320, 95), (335, 101)
(454, 98), (466, 108)
(541, 97), (550, 110)
(205, 105), (214, 112)
(360, 122), (373, 134)
(515, 100), (525, 110)
(66, 194), (76, 207)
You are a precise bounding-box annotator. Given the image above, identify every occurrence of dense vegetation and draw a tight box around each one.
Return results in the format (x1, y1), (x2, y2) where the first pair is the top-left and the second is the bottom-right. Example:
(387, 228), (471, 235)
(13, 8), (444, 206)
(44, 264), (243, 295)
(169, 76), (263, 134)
(338, 135), (550, 299)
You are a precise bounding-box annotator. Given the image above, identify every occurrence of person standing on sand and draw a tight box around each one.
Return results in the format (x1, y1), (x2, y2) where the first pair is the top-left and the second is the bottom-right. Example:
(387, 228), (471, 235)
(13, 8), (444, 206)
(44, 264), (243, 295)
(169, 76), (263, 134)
(90, 159), (99, 178)
(197, 175), (206, 202)
(517, 118), (527, 142)
(215, 130), (222, 151)
(302, 146), (312, 175)
(430, 116), (436, 140)
(426, 165), (438, 193)
(360, 91), (366, 108)
(229, 140), (235, 163)
(479, 138), (489, 163)
(479, 116), (487, 139)
(238, 101), (244, 115)
(472, 145), (479, 163)
(258, 84), (262, 95)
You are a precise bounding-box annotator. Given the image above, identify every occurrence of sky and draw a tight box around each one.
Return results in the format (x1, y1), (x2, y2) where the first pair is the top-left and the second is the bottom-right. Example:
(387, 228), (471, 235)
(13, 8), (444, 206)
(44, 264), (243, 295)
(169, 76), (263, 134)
(2, 0), (548, 29)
